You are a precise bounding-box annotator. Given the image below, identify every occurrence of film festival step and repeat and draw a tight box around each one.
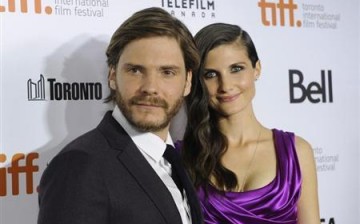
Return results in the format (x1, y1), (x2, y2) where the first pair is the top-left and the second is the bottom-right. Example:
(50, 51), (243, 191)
(1, 0), (359, 223)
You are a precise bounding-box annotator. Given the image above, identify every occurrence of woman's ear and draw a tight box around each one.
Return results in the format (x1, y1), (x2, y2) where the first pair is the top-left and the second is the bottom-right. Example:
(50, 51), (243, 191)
(254, 60), (261, 80)
(184, 70), (192, 96)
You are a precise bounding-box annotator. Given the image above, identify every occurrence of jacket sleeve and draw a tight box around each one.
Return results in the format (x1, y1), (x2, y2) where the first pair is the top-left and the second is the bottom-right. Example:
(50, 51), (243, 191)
(37, 150), (109, 224)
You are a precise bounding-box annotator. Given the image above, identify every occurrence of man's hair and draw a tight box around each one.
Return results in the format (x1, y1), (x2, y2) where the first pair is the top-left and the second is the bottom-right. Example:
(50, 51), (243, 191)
(105, 7), (199, 102)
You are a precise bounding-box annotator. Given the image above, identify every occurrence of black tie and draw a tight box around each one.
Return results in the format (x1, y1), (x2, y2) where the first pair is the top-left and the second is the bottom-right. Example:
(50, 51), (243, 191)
(163, 144), (203, 223)
(163, 144), (184, 195)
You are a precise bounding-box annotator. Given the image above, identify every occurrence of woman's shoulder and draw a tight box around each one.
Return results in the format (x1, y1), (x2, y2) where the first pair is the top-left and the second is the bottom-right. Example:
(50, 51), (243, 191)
(293, 135), (315, 169)
(272, 128), (313, 156)
(275, 129), (316, 175)
(271, 128), (294, 138)
(270, 128), (314, 160)
(294, 135), (312, 151)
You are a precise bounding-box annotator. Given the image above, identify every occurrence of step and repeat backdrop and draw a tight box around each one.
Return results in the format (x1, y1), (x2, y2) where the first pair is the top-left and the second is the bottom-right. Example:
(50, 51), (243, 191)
(1, 0), (359, 223)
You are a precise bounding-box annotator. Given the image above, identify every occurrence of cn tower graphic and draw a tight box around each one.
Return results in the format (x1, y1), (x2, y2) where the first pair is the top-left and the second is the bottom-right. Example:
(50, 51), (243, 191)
(27, 75), (45, 101)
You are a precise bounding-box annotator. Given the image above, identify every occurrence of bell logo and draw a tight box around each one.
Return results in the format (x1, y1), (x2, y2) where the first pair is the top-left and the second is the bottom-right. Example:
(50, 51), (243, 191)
(0, 0), (53, 14)
(258, 0), (302, 27)
(289, 69), (333, 103)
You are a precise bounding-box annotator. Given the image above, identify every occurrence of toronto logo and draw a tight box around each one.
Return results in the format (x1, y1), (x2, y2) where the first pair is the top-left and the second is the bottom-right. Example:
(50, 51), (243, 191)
(27, 74), (103, 101)
(27, 75), (46, 101)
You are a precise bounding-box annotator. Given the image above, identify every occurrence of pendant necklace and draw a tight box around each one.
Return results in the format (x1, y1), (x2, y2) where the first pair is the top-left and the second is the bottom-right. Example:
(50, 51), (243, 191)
(238, 128), (262, 192)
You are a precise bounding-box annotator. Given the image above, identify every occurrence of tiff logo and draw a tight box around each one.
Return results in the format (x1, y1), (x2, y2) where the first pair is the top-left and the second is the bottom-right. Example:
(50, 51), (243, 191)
(0, 0), (53, 14)
(28, 74), (46, 101)
(0, 153), (39, 196)
(258, 0), (302, 27)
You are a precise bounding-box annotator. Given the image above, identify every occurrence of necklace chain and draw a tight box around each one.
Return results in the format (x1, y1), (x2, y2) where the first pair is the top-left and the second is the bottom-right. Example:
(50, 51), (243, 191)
(238, 128), (262, 192)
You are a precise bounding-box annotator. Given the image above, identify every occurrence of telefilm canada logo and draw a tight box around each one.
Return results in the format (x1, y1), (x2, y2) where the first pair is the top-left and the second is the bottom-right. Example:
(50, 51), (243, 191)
(288, 69), (333, 104)
(161, 0), (216, 19)
(0, 0), (110, 17)
(27, 74), (103, 101)
(257, 0), (341, 29)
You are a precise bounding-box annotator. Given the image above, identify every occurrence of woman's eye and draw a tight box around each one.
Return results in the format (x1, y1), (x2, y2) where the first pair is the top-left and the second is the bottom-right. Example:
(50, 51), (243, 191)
(204, 71), (217, 79)
(231, 66), (243, 73)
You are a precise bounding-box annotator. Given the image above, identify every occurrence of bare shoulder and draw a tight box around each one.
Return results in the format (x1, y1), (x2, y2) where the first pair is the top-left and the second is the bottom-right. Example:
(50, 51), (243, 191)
(294, 135), (320, 223)
(294, 135), (316, 171)
(294, 135), (313, 156)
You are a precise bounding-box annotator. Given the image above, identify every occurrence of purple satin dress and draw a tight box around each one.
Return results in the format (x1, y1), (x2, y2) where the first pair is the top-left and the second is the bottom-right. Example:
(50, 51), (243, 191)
(198, 129), (301, 224)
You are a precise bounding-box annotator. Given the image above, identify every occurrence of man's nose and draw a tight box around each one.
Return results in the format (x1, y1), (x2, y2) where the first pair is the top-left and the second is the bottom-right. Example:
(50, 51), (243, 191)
(139, 72), (159, 95)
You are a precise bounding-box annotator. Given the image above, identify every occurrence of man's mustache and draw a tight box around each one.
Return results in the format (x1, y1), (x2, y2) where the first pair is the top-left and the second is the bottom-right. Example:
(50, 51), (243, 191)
(130, 95), (168, 108)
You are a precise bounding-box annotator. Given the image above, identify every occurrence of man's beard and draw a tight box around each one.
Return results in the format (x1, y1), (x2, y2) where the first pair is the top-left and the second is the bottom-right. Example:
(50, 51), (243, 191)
(116, 92), (184, 132)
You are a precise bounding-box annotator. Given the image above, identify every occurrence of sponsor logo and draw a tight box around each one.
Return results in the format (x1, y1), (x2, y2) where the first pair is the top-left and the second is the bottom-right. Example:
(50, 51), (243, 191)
(28, 74), (46, 101)
(0, 0), (109, 17)
(258, 0), (301, 27)
(258, 0), (341, 29)
(302, 4), (340, 29)
(0, 0), (53, 14)
(289, 69), (333, 103)
(27, 74), (103, 101)
(0, 152), (39, 196)
(161, 0), (216, 19)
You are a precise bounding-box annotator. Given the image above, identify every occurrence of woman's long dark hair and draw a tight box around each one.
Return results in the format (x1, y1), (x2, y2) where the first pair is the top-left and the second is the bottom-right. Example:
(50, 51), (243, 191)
(182, 23), (259, 190)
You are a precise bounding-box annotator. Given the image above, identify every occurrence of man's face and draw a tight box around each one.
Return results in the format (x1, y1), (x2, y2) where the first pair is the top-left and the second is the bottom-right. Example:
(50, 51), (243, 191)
(109, 36), (192, 135)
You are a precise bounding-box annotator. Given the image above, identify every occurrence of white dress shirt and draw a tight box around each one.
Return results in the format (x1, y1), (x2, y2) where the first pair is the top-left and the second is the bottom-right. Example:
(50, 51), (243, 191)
(112, 106), (191, 224)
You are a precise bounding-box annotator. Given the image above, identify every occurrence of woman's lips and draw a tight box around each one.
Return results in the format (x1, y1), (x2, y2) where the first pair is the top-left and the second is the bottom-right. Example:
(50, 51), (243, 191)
(217, 93), (240, 103)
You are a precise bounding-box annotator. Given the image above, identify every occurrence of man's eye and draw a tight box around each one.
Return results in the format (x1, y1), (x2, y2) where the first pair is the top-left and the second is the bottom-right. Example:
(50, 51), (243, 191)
(163, 70), (175, 76)
(127, 67), (141, 75)
(130, 68), (139, 73)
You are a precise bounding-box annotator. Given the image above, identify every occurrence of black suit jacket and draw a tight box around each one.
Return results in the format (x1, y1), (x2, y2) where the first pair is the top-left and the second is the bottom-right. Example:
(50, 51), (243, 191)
(38, 111), (203, 224)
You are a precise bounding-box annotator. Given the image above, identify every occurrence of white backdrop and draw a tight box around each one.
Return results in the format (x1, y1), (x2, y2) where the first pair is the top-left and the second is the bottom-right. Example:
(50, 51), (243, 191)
(1, 0), (359, 223)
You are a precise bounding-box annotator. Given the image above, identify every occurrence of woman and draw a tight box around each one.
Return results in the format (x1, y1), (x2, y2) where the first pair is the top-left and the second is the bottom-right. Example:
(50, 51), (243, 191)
(181, 23), (320, 223)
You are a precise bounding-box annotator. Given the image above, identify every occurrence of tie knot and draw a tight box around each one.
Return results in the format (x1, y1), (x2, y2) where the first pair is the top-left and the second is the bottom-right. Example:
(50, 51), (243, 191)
(166, 144), (175, 151)
(163, 144), (177, 164)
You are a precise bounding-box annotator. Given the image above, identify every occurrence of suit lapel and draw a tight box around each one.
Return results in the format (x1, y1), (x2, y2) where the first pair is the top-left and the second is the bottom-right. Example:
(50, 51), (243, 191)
(98, 112), (183, 224)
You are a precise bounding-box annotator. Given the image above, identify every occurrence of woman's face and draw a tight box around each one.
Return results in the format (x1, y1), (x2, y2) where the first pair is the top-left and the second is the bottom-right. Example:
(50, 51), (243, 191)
(202, 41), (261, 117)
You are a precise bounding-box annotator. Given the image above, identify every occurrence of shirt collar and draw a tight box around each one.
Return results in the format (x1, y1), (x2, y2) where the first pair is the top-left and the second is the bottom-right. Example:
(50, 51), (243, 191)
(112, 105), (173, 163)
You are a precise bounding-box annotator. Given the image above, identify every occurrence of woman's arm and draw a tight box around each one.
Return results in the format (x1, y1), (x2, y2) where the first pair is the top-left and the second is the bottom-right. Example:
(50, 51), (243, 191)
(295, 136), (320, 224)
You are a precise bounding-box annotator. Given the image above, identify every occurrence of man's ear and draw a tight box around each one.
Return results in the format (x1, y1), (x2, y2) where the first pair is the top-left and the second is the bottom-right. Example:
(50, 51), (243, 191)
(109, 67), (116, 90)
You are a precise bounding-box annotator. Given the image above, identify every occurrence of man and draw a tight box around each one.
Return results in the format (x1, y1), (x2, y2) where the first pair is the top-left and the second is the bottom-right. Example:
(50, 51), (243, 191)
(37, 7), (202, 224)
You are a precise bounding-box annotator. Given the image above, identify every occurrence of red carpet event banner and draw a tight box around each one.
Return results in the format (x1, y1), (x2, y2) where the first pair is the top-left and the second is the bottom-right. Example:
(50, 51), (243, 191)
(1, 0), (359, 223)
